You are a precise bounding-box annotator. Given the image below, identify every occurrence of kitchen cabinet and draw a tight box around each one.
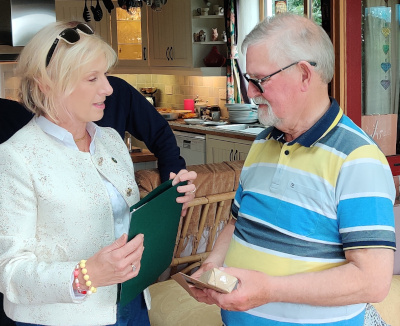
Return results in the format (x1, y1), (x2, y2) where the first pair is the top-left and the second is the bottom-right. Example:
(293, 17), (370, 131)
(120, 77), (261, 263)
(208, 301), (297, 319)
(191, 0), (226, 69)
(110, 1), (149, 67)
(206, 135), (252, 164)
(56, 0), (226, 75)
(147, 0), (192, 67)
(56, 1), (148, 67)
(55, 0), (112, 43)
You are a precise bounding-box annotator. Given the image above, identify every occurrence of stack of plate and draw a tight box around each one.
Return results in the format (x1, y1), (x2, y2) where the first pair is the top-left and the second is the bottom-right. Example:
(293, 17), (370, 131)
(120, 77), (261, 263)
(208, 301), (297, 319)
(225, 104), (259, 123)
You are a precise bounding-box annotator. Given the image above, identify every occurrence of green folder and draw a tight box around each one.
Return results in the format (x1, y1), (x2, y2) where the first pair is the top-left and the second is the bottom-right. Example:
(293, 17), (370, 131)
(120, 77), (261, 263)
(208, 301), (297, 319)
(120, 179), (187, 306)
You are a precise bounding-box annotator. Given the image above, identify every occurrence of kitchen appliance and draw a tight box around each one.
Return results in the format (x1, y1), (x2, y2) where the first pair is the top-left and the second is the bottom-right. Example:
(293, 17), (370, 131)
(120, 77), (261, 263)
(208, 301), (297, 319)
(140, 87), (157, 106)
(174, 131), (206, 165)
(0, 0), (56, 61)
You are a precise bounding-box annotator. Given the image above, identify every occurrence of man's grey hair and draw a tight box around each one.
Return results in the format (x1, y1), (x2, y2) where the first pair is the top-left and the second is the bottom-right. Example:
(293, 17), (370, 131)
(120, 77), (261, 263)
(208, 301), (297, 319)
(241, 14), (334, 84)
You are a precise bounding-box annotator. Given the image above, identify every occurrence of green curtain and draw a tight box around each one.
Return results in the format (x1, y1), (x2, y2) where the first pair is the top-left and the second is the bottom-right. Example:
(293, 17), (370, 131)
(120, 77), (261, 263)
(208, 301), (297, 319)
(225, 0), (249, 104)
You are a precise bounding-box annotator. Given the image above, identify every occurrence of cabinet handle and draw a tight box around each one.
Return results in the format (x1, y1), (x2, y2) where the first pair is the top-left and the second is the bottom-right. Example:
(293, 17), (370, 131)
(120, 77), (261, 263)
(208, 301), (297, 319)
(169, 46), (173, 60)
(143, 47), (147, 61)
(234, 149), (238, 161)
(166, 47), (170, 60)
(229, 149), (233, 161)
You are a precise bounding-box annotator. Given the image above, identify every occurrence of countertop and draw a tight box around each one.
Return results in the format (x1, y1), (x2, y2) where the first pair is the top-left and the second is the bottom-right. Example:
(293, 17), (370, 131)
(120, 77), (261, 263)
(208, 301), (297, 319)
(168, 119), (261, 141)
(129, 120), (263, 164)
(130, 148), (157, 163)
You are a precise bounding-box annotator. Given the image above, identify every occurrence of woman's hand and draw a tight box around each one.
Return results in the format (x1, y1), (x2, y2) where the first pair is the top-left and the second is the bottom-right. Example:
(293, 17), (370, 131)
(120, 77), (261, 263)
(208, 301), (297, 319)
(170, 169), (197, 216)
(77, 233), (144, 289)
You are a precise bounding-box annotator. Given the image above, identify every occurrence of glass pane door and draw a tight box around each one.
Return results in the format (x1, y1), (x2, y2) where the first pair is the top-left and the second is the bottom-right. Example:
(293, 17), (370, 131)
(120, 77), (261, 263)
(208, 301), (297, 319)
(116, 7), (143, 61)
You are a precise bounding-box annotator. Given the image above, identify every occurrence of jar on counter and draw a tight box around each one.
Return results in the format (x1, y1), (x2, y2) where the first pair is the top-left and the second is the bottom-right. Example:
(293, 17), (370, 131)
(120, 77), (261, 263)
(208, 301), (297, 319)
(210, 106), (221, 121)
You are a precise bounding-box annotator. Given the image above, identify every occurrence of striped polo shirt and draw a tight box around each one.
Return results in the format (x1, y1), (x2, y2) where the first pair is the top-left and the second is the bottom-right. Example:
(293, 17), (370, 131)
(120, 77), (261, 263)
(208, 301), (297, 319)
(222, 98), (396, 326)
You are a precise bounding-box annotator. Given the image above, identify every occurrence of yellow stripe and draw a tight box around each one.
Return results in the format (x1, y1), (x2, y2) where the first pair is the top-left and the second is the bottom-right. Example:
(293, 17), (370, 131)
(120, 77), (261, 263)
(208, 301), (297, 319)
(346, 145), (390, 165)
(244, 140), (282, 167)
(285, 145), (343, 187)
(243, 140), (344, 187)
(224, 238), (345, 276)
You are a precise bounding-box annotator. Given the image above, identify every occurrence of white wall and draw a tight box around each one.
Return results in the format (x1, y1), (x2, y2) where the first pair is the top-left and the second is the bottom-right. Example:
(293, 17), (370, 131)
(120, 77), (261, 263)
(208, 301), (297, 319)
(237, 1), (260, 74)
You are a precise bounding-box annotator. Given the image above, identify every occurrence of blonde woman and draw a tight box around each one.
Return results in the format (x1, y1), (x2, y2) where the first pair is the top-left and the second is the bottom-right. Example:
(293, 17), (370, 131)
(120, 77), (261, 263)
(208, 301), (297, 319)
(0, 21), (196, 326)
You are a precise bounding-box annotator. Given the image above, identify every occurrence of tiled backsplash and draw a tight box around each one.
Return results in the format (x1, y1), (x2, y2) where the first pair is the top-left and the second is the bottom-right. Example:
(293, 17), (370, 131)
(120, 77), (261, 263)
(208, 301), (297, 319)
(0, 63), (228, 117)
(114, 74), (228, 116)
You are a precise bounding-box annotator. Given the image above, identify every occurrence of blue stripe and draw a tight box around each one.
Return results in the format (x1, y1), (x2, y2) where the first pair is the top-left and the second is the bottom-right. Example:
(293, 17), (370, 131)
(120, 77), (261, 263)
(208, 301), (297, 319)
(321, 125), (370, 156)
(238, 191), (341, 243)
(343, 240), (396, 250)
(234, 216), (345, 259)
(338, 197), (395, 228)
(221, 309), (365, 326)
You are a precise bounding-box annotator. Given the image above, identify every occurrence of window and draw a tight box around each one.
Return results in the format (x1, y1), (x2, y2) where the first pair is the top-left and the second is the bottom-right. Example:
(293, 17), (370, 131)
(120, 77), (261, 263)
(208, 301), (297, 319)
(361, 0), (400, 157)
(261, 0), (322, 24)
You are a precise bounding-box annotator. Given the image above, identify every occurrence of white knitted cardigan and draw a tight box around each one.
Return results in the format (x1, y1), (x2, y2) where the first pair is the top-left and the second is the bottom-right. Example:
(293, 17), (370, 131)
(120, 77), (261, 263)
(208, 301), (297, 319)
(0, 119), (140, 325)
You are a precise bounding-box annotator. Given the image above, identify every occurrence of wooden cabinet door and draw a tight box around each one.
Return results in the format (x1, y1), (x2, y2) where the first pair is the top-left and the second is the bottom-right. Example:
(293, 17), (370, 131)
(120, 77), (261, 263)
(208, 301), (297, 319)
(148, 0), (191, 67)
(55, 0), (111, 44)
(206, 135), (252, 164)
(206, 137), (234, 163)
(235, 142), (252, 161)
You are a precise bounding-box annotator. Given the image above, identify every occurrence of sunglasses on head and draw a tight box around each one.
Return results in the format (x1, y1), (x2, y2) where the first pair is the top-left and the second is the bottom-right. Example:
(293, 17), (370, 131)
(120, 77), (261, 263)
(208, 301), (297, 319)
(45, 23), (94, 67)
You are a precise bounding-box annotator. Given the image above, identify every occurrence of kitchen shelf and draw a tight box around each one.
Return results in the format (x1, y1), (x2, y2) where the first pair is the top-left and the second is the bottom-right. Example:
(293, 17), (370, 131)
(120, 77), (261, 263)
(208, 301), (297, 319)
(192, 15), (224, 19)
(193, 41), (226, 45)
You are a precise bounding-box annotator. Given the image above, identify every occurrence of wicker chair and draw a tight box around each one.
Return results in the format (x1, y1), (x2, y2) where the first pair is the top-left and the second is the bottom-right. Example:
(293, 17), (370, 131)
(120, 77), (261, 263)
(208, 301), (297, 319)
(134, 161), (243, 326)
(170, 191), (235, 276)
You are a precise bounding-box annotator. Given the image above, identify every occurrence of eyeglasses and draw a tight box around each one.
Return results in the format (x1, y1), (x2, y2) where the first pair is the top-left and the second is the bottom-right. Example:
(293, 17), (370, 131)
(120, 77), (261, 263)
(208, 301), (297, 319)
(244, 61), (317, 93)
(45, 23), (94, 67)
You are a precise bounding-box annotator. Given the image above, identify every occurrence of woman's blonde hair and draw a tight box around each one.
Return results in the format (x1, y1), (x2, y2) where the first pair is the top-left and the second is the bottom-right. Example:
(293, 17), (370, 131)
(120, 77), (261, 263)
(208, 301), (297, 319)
(16, 21), (117, 121)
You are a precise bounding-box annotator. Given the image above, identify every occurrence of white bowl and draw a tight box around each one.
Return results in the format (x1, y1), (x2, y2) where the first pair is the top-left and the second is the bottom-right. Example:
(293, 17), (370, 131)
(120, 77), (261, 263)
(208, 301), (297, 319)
(225, 103), (258, 111)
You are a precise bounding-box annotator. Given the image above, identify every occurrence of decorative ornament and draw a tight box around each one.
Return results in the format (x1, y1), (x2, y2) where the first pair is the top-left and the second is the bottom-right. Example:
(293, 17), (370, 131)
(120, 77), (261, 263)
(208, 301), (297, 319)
(221, 31), (227, 42)
(211, 28), (218, 41)
(381, 27), (390, 37)
(382, 44), (389, 54)
(203, 46), (226, 67)
(380, 80), (391, 90)
(380, 26), (391, 91)
(381, 62), (391, 73)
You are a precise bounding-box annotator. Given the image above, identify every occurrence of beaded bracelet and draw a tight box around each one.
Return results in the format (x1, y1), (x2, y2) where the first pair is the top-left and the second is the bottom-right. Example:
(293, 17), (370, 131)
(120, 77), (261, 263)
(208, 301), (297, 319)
(74, 260), (97, 295)
(73, 264), (87, 294)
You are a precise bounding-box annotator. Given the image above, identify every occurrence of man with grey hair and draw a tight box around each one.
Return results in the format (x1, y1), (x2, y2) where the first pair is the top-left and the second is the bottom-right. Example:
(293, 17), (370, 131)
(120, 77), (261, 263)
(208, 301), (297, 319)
(190, 13), (395, 326)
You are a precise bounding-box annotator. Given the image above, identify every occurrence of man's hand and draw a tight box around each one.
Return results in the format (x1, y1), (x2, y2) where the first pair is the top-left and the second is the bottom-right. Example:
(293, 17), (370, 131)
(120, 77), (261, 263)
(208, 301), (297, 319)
(191, 267), (272, 311)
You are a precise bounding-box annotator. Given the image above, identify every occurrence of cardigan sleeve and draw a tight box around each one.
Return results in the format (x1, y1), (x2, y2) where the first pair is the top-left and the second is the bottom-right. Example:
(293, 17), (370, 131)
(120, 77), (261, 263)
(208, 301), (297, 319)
(99, 76), (186, 182)
(0, 143), (77, 305)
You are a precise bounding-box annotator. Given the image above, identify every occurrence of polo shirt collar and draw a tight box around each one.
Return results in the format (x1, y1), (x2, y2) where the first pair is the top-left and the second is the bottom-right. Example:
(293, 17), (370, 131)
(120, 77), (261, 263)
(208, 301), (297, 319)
(268, 97), (342, 147)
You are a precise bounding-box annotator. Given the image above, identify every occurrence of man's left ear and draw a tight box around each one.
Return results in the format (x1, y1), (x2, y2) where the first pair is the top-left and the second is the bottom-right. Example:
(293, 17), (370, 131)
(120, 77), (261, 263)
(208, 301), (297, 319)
(299, 61), (313, 91)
